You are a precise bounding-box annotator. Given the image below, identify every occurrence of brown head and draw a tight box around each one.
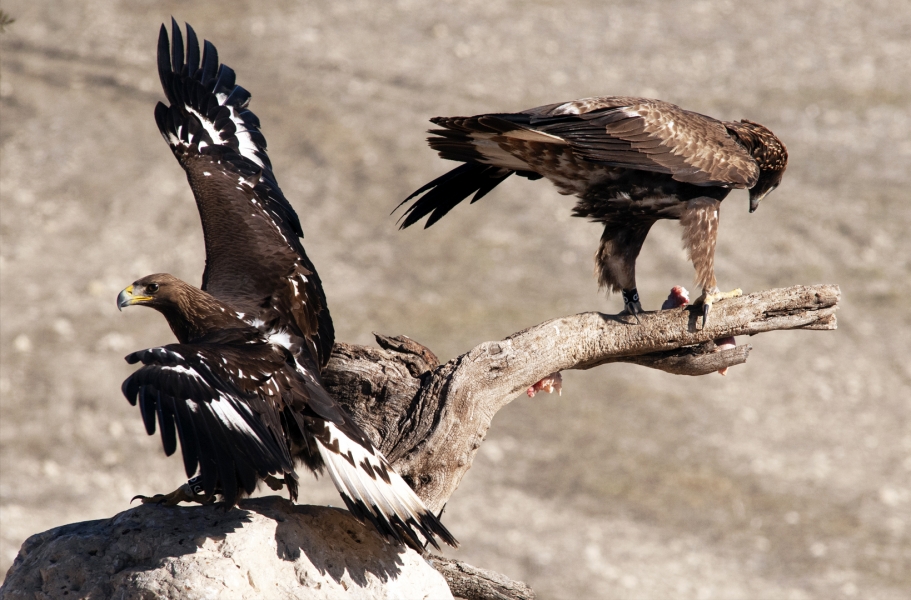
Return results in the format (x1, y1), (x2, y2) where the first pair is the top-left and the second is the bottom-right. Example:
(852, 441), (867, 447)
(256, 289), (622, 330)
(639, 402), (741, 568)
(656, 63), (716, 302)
(726, 119), (788, 213)
(117, 273), (245, 343)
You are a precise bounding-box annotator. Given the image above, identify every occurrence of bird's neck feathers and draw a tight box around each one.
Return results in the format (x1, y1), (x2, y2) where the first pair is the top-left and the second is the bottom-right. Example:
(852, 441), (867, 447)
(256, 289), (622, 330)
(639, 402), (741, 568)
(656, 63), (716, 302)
(158, 285), (249, 344)
(725, 120), (788, 174)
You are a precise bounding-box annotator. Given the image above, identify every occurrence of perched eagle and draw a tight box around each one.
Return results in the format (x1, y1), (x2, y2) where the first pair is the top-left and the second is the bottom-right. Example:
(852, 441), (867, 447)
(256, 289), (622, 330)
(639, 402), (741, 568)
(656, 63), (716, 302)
(398, 97), (788, 320)
(115, 21), (457, 550)
(118, 275), (455, 549)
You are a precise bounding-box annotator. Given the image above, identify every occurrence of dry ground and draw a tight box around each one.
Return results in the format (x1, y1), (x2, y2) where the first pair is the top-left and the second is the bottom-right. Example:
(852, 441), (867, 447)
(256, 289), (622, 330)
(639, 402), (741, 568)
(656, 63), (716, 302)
(1, 1), (909, 598)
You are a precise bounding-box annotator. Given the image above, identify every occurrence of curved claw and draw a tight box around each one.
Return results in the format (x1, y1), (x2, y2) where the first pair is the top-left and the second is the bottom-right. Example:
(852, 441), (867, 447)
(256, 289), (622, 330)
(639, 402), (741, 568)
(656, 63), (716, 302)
(626, 302), (642, 324)
(132, 493), (175, 505)
(697, 288), (742, 328)
(131, 485), (215, 507)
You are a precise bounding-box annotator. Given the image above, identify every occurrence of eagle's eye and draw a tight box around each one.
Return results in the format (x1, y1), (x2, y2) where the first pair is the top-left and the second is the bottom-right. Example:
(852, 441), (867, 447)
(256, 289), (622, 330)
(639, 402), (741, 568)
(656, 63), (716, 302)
(146, 283), (160, 294)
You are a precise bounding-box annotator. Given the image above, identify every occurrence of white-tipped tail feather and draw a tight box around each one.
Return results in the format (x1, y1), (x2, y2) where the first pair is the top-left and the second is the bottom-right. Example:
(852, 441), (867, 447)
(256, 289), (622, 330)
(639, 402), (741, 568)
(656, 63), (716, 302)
(315, 422), (457, 550)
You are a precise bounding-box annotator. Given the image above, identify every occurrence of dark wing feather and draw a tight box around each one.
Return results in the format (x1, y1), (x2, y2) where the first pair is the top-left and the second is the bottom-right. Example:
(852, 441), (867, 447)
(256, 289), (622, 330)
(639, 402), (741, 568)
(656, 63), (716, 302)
(122, 342), (294, 505)
(526, 97), (760, 187)
(154, 22), (334, 369)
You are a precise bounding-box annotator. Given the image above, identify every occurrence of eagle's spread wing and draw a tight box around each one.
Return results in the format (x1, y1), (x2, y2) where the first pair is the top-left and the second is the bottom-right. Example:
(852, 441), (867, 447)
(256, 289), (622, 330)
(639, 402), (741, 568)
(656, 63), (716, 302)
(123, 323), (456, 549)
(122, 335), (295, 505)
(153, 20), (333, 368)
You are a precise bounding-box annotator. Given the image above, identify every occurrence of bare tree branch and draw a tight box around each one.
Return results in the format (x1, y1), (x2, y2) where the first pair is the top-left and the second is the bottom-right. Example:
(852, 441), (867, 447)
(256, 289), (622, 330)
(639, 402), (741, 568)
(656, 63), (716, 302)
(427, 554), (537, 600)
(324, 284), (839, 515)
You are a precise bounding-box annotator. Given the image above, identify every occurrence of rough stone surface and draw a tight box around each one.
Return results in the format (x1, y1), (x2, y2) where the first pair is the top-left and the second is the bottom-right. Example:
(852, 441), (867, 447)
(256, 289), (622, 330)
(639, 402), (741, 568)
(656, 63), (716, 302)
(0, 497), (452, 600)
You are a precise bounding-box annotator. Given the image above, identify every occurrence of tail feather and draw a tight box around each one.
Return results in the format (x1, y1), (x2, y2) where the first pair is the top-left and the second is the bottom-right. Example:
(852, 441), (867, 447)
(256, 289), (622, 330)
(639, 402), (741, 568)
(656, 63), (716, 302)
(315, 422), (458, 551)
(397, 163), (513, 229)
(397, 113), (553, 228)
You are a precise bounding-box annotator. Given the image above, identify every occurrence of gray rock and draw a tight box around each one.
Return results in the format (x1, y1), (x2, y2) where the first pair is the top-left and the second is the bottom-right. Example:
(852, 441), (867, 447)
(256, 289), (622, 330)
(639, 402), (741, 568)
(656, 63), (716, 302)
(0, 496), (453, 600)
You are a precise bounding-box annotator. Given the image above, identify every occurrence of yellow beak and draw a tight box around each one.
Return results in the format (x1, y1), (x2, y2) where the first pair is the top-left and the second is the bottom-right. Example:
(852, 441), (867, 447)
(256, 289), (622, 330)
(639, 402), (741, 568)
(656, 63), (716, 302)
(117, 285), (152, 311)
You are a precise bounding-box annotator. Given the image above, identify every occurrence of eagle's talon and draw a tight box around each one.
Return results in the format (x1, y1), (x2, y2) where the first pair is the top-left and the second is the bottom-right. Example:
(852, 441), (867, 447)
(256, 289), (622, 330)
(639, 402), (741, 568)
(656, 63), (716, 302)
(132, 484), (214, 506)
(697, 288), (742, 327)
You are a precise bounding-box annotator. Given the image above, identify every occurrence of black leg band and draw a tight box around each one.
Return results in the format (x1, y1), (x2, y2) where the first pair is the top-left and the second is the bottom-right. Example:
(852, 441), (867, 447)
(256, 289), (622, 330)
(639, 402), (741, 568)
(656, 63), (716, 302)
(187, 475), (204, 496)
(622, 288), (640, 308)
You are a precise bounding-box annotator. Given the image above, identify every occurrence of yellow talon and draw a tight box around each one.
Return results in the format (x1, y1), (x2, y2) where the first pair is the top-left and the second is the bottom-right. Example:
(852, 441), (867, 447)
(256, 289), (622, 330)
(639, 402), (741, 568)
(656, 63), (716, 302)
(132, 483), (215, 506)
(698, 288), (742, 326)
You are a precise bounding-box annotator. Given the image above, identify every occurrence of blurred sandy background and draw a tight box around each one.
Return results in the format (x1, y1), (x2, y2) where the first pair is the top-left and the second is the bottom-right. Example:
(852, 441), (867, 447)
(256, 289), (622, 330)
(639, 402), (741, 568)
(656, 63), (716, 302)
(1, 1), (909, 597)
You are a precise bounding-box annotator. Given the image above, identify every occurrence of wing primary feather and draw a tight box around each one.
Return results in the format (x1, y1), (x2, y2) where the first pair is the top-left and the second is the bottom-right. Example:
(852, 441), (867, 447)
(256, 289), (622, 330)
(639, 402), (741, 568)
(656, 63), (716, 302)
(156, 25), (172, 103)
(122, 375), (139, 406)
(169, 17), (183, 75)
(184, 23), (200, 76)
(200, 40), (218, 84)
(138, 385), (157, 436)
(156, 391), (179, 456)
(170, 396), (200, 478)
(198, 403), (240, 505)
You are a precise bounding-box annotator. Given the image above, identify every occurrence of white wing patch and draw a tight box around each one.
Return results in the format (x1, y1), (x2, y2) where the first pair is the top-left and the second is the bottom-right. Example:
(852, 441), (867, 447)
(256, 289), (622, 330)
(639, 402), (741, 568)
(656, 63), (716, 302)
(159, 362), (206, 381)
(554, 102), (582, 115)
(149, 352), (273, 456)
(182, 104), (265, 169)
(226, 105), (264, 168)
(316, 422), (434, 539)
(268, 330), (293, 350)
(208, 393), (257, 436)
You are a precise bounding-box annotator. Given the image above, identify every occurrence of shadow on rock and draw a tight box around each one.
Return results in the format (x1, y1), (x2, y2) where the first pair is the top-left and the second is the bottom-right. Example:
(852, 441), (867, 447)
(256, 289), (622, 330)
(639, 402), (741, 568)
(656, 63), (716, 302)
(240, 497), (408, 587)
(1, 496), (450, 599)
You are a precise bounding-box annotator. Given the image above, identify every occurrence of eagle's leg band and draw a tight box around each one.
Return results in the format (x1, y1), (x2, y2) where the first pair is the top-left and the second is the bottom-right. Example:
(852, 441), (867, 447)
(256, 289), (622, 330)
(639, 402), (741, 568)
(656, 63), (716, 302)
(622, 288), (643, 323)
(186, 475), (204, 495)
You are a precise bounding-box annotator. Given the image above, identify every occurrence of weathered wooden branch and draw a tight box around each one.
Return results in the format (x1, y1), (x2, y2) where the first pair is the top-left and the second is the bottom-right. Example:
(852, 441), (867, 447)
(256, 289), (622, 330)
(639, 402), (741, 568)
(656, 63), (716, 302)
(427, 554), (537, 600)
(324, 284), (839, 513)
(321, 284), (838, 597)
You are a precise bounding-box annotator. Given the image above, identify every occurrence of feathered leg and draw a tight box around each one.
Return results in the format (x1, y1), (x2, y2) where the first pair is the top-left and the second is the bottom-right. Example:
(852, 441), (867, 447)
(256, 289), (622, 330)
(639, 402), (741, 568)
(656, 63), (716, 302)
(680, 197), (741, 325)
(596, 221), (655, 321)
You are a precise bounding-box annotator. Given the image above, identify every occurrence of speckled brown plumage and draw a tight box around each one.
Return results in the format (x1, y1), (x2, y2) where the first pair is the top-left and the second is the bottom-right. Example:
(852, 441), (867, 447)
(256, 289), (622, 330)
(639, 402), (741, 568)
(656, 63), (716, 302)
(398, 96), (788, 314)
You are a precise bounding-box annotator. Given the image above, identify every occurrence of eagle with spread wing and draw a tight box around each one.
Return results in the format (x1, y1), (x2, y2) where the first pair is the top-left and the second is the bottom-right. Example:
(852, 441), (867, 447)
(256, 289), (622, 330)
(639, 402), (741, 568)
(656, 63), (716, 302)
(116, 21), (456, 550)
(398, 97), (787, 321)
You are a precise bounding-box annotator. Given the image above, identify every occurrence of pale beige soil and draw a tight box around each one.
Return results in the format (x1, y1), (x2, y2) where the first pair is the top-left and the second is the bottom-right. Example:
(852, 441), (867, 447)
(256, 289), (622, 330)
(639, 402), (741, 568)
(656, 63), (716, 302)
(1, 1), (909, 598)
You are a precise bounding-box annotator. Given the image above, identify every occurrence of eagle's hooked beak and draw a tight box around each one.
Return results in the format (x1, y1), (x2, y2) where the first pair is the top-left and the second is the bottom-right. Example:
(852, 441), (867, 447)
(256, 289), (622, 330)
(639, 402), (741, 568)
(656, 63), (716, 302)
(749, 184), (777, 213)
(117, 285), (152, 311)
(749, 194), (763, 213)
